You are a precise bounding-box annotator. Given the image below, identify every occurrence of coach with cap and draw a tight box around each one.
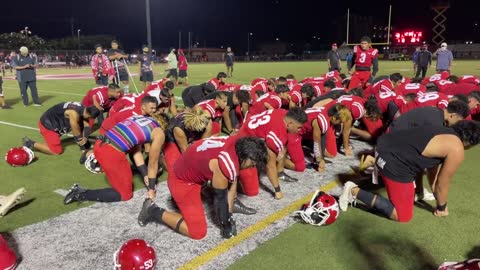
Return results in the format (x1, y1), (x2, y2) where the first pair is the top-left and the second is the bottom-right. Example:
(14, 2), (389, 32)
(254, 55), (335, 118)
(14, 46), (41, 106)
(327, 43), (341, 72)
(435, 42), (453, 73)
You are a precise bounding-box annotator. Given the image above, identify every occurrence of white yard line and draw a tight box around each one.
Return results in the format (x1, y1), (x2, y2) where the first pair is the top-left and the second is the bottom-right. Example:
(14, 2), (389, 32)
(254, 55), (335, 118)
(0, 121), (39, 131)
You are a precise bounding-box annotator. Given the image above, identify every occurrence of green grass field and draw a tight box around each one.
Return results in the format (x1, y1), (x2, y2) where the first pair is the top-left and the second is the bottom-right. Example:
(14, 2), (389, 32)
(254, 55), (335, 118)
(1, 60), (480, 269)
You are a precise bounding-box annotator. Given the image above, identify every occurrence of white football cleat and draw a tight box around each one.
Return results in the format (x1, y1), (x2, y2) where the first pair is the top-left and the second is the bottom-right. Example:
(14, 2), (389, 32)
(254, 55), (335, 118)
(0, 187), (27, 217)
(415, 188), (436, 202)
(339, 181), (358, 212)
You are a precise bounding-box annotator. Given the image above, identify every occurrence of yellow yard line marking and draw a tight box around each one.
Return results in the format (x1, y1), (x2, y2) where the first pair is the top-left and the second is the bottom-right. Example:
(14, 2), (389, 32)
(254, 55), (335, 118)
(178, 179), (341, 270)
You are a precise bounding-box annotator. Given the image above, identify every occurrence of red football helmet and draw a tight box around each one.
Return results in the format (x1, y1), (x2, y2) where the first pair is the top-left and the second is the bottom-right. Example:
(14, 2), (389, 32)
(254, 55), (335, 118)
(438, 259), (480, 270)
(295, 191), (339, 226)
(0, 235), (17, 270)
(5, 147), (34, 167)
(114, 239), (156, 270)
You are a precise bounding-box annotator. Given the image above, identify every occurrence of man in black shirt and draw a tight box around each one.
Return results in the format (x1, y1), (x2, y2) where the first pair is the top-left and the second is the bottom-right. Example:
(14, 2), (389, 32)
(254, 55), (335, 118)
(181, 83), (216, 109)
(415, 45), (432, 80)
(13, 46), (41, 106)
(225, 47), (234, 77)
(327, 43), (341, 71)
(108, 40), (130, 94)
(339, 121), (480, 222)
(22, 102), (100, 156)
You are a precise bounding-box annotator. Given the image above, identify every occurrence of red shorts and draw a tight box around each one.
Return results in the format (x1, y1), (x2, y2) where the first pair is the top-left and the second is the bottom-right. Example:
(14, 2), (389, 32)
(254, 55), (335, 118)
(382, 174), (415, 223)
(286, 133), (305, 172)
(212, 121), (221, 135)
(94, 140), (133, 201)
(362, 117), (384, 139)
(167, 176), (206, 240)
(348, 70), (371, 90)
(38, 120), (63, 155)
(325, 126), (337, 157)
(163, 142), (181, 183)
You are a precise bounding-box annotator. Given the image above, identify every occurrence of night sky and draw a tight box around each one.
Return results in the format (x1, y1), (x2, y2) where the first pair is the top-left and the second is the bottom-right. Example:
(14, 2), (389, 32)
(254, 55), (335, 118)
(0, 0), (477, 51)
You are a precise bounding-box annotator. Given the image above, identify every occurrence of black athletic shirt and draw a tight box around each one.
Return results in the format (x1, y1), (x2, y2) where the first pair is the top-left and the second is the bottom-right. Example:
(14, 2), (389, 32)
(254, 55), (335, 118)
(303, 90), (346, 109)
(389, 107), (444, 133)
(376, 125), (457, 182)
(182, 85), (207, 108)
(165, 112), (205, 144)
(40, 102), (84, 134)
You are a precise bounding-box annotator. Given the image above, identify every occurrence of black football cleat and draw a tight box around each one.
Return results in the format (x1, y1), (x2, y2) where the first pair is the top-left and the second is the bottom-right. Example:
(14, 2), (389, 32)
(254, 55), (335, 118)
(22, 136), (35, 150)
(138, 198), (154, 227)
(278, 171), (299, 182)
(79, 151), (88, 164)
(63, 184), (86, 205)
(232, 199), (257, 215)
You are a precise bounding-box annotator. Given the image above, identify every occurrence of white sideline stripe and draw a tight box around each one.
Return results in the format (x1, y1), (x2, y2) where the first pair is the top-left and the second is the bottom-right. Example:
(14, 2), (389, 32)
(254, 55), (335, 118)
(0, 121), (39, 131)
(2, 86), (84, 97)
(54, 189), (69, 197)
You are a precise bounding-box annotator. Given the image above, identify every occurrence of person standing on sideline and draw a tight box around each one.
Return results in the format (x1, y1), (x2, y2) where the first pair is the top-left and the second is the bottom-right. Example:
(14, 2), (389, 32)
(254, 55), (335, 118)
(108, 40), (130, 94)
(415, 45), (432, 80)
(0, 54), (11, 109)
(91, 44), (114, 86)
(166, 48), (178, 83)
(139, 45), (154, 90)
(225, 47), (235, 77)
(327, 43), (341, 72)
(178, 48), (189, 86)
(435, 42), (453, 73)
(13, 46), (41, 107)
(412, 47), (420, 76)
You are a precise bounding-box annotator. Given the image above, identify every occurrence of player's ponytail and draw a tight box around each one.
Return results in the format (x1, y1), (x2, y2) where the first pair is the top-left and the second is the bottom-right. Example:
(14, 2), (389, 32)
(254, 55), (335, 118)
(151, 113), (170, 130)
(184, 107), (211, 132)
(363, 95), (382, 121)
(328, 104), (352, 123)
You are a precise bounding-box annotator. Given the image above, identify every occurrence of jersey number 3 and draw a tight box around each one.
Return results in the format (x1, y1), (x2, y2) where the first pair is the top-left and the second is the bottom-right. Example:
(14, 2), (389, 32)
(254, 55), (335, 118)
(248, 110), (272, 129)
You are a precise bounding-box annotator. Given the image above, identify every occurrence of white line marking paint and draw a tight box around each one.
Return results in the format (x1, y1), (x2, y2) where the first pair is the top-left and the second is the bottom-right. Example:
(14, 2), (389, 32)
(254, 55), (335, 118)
(53, 189), (69, 197)
(0, 121), (39, 131)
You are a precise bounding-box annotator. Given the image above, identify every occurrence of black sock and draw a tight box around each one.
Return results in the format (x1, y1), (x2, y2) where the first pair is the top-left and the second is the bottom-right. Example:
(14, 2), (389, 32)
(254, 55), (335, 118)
(356, 189), (375, 206)
(148, 204), (165, 224)
(83, 188), (122, 202)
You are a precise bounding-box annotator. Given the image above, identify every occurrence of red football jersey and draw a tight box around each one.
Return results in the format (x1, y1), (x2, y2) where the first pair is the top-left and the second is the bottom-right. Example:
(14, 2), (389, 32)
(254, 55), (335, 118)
(375, 91), (406, 114)
(371, 79), (395, 95)
(233, 84), (263, 103)
(301, 76), (325, 83)
(400, 77), (412, 84)
(289, 84), (303, 105)
(323, 71), (343, 87)
(144, 78), (168, 93)
(299, 107), (330, 138)
(421, 71), (450, 85)
(395, 83), (426, 96)
(251, 78), (269, 86)
(207, 78), (224, 89)
(100, 107), (141, 135)
(286, 79), (298, 89)
(434, 80), (456, 95)
(82, 86), (110, 108)
(408, 91), (449, 111)
(173, 136), (240, 185)
(218, 83), (240, 91)
(110, 93), (145, 115)
(449, 82), (480, 96)
(458, 75), (480, 85)
(240, 109), (288, 154)
(249, 92), (283, 115)
(335, 95), (366, 120)
(195, 99), (222, 119)
(353, 45), (378, 68)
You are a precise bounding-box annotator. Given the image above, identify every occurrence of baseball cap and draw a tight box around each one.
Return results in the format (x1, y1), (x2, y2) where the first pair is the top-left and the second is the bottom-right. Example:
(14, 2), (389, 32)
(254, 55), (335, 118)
(441, 42), (447, 48)
(19, 46), (28, 54)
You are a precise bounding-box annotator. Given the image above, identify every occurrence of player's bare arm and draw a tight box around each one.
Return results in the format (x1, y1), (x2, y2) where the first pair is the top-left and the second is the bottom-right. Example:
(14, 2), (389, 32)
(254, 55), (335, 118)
(342, 118), (353, 156)
(201, 120), (213, 139)
(266, 148), (283, 200)
(222, 106), (234, 133)
(92, 95), (104, 111)
(173, 127), (189, 153)
(66, 110), (87, 146)
(169, 96), (177, 116)
(312, 120), (325, 172)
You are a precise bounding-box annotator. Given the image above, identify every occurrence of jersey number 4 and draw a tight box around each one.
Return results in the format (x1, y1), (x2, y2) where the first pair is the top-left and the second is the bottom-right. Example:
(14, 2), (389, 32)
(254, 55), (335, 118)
(196, 138), (227, 152)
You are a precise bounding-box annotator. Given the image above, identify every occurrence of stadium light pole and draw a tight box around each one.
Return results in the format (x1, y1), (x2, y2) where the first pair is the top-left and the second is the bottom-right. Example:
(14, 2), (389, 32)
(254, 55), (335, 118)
(247, 32), (253, 59)
(145, 0), (152, 58)
(77, 29), (81, 51)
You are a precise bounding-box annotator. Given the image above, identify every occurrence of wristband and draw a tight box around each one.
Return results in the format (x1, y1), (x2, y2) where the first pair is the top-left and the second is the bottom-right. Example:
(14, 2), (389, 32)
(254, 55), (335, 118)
(137, 164), (148, 178)
(436, 203), (447, 211)
(148, 178), (156, 190)
(274, 186), (281, 193)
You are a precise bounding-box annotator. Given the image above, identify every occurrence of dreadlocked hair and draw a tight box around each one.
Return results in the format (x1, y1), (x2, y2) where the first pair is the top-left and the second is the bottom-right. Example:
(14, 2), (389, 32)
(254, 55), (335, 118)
(235, 137), (268, 173)
(363, 95), (382, 121)
(327, 104), (352, 123)
(451, 120), (480, 147)
(151, 113), (170, 130)
(183, 107), (211, 132)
